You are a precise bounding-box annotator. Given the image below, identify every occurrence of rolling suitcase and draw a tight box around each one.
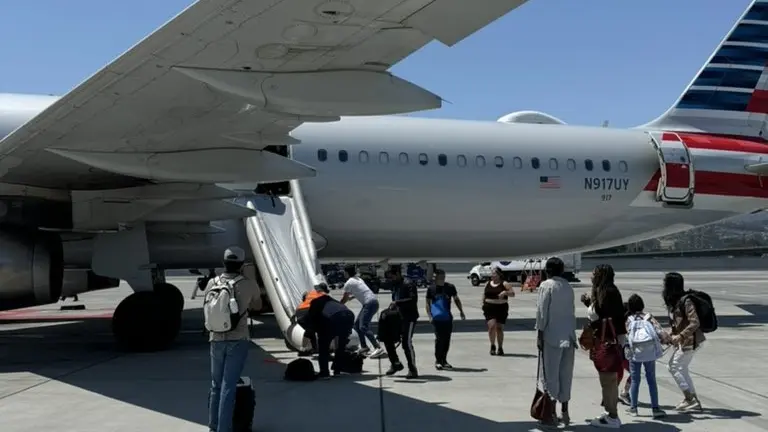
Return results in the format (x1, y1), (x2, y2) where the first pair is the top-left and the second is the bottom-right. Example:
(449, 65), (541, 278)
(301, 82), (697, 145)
(233, 377), (255, 432)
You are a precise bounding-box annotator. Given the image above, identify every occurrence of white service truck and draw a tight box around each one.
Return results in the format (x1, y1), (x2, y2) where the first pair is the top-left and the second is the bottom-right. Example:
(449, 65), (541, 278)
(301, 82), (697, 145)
(467, 254), (582, 286)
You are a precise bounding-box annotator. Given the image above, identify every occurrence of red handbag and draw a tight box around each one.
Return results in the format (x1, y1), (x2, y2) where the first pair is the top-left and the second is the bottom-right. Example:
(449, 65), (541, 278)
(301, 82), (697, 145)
(591, 318), (623, 373)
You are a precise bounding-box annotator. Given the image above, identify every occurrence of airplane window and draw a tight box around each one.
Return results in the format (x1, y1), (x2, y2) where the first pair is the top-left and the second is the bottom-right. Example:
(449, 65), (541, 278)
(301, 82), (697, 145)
(399, 152), (409, 165)
(513, 157), (522, 169)
(602, 159), (611, 172)
(317, 149), (327, 162)
(566, 158), (576, 171)
(457, 155), (467, 167)
(531, 157), (540, 169)
(494, 156), (504, 168)
(438, 154), (448, 166)
(339, 150), (348, 162)
(476, 155), (486, 167)
(359, 150), (369, 163)
(549, 158), (558, 170)
(419, 153), (429, 166)
(585, 159), (594, 171)
(379, 152), (389, 164)
(619, 160), (628, 172)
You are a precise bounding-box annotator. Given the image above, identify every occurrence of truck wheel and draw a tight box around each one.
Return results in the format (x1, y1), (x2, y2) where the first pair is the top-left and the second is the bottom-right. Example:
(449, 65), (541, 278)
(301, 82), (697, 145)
(470, 274), (480, 286)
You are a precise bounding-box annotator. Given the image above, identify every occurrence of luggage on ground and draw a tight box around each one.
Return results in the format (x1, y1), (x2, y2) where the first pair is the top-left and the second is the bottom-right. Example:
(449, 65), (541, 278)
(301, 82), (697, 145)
(233, 377), (255, 432)
(334, 349), (364, 374)
(284, 358), (317, 381)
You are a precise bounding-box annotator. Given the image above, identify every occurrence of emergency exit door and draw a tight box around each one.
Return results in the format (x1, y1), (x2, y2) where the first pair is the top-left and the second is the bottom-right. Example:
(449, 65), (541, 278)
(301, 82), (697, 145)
(648, 131), (695, 206)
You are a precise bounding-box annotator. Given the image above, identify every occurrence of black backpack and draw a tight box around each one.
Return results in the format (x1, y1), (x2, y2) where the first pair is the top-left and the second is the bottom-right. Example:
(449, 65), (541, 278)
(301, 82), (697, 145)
(284, 358), (317, 381)
(334, 348), (364, 374)
(679, 290), (718, 333)
(377, 306), (402, 343)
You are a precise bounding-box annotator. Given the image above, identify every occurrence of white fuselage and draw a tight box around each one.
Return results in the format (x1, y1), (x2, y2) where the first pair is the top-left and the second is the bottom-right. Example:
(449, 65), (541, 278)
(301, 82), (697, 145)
(0, 93), (762, 262)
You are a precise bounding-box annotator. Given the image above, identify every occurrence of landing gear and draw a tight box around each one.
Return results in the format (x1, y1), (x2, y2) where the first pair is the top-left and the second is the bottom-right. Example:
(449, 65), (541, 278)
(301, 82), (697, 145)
(112, 283), (183, 352)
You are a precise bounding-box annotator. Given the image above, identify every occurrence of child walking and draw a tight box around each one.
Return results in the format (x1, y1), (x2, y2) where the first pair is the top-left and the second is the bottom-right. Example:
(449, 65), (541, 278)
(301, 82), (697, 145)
(624, 294), (669, 418)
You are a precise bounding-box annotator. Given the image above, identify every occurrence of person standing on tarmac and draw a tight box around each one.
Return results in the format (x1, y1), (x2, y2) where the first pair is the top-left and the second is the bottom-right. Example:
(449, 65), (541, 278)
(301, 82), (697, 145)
(205, 247), (262, 432)
(340, 264), (386, 359)
(425, 269), (466, 370)
(384, 266), (419, 379)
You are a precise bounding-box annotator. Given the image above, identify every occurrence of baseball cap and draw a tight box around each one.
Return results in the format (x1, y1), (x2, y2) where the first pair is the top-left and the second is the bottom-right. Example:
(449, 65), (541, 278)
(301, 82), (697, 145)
(223, 246), (246, 262)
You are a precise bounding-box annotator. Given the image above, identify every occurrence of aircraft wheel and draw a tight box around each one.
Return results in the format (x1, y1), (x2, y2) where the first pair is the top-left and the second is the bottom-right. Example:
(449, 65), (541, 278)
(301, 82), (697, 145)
(113, 291), (181, 352)
(470, 274), (480, 286)
(154, 282), (185, 312)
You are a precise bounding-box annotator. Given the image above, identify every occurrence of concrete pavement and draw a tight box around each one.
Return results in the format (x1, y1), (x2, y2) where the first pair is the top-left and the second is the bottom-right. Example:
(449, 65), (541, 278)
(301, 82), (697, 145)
(0, 271), (766, 431)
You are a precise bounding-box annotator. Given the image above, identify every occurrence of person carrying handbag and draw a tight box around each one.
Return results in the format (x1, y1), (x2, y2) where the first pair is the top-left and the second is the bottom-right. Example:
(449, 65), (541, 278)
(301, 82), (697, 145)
(581, 264), (627, 429)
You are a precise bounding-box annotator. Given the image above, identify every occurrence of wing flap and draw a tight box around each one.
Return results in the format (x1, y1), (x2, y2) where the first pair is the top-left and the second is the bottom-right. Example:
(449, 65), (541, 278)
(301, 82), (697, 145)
(0, 0), (531, 188)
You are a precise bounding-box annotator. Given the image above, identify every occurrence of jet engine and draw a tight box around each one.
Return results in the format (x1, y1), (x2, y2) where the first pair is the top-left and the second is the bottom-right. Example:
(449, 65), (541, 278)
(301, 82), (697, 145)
(497, 110), (567, 125)
(0, 229), (64, 311)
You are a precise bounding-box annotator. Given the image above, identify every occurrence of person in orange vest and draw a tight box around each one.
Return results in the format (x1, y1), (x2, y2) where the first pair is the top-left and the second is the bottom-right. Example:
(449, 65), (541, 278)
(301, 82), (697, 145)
(294, 284), (329, 356)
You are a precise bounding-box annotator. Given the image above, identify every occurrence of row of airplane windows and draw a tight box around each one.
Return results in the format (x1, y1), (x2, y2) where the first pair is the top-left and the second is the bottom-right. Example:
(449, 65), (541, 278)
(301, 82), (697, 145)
(316, 149), (629, 173)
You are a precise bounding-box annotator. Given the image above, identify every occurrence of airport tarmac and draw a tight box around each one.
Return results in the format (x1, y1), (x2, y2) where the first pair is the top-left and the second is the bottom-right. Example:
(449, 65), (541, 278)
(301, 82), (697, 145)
(0, 271), (766, 431)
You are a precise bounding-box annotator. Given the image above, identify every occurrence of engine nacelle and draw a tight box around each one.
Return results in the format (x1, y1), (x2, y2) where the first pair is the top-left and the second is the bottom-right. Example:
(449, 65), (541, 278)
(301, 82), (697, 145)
(497, 110), (567, 125)
(0, 229), (64, 311)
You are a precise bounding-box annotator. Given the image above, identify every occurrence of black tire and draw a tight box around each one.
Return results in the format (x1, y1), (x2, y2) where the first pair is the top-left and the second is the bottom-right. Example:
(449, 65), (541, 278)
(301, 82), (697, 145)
(113, 291), (180, 352)
(154, 282), (184, 312)
(470, 274), (480, 286)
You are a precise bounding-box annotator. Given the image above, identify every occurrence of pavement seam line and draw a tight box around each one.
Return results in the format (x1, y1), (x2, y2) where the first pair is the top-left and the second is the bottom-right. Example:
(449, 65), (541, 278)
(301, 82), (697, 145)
(0, 354), (123, 402)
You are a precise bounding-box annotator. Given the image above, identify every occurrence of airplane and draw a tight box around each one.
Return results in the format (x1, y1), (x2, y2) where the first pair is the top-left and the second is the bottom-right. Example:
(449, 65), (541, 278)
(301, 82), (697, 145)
(1, 0), (768, 352)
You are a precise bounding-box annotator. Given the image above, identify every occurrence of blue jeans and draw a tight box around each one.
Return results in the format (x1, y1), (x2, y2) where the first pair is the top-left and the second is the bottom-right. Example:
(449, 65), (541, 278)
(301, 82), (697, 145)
(629, 360), (659, 409)
(209, 340), (250, 432)
(354, 299), (380, 349)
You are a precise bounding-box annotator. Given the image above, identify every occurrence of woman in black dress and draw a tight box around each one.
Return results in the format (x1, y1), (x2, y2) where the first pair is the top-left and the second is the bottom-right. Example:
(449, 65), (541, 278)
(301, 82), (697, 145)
(482, 267), (516, 355)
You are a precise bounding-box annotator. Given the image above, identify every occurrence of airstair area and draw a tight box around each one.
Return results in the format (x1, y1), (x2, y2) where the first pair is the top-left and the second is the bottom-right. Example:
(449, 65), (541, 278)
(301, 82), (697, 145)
(244, 180), (358, 350)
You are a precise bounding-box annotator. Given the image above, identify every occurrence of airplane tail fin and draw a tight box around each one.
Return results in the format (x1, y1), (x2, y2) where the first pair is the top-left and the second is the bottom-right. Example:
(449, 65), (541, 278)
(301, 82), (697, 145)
(642, 0), (768, 138)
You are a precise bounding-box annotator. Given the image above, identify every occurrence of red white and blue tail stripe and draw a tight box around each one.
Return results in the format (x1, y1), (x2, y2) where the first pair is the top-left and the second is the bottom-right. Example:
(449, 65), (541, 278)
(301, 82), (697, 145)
(643, 0), (768, 138)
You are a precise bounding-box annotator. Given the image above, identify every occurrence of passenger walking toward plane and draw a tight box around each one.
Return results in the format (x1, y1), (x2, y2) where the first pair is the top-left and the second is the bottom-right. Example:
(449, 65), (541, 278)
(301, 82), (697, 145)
(205, 247), (262, 432)
(624, 293), (668, 418)
(534, 257), (576, 427)
(663, 272), (705, 412)
(482, 267), (515, 356)
(583, 264), (626, 429)
(426, 268), (466, 370)
(384, 267), (419, 379)
(340, 265), (385, 359)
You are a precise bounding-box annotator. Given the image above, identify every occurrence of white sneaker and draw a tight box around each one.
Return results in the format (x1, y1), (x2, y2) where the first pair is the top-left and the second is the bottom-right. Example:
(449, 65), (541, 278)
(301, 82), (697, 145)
(368, 347), (386, 359)
(590, 415), (621, 428)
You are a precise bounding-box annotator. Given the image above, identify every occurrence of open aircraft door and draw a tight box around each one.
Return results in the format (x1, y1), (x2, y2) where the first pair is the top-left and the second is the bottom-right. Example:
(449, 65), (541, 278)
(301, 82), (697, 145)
(244, 180), (337, 350)
(648, 131), (695, 206)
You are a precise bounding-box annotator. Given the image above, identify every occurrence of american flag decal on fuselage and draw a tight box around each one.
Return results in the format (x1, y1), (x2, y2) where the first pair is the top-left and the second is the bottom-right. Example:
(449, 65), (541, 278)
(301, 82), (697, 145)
(539, 176), (561, 189)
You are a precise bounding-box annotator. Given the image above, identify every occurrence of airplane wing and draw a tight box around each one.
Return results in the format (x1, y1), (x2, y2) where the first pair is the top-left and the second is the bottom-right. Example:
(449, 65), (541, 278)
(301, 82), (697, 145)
(0, 0), (527, 229)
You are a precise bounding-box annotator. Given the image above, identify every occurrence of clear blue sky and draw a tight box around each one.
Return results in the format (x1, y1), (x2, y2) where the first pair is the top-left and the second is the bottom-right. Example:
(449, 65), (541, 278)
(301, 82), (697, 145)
(0, 0), (753, 127)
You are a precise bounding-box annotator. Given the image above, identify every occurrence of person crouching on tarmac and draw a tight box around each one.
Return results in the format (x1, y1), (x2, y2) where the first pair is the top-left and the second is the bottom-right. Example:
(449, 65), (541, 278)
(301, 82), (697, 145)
(339, 264), (386, 359)
(205, 247), (262, 432)
(304, 286), (355, 379)
(294, 285), (329, 356)
(384, 267), (419, 379)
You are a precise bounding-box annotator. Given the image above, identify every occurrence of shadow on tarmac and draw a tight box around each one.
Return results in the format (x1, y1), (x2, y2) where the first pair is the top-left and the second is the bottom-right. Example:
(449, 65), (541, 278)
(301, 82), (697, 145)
(0, 309), (762, 431)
